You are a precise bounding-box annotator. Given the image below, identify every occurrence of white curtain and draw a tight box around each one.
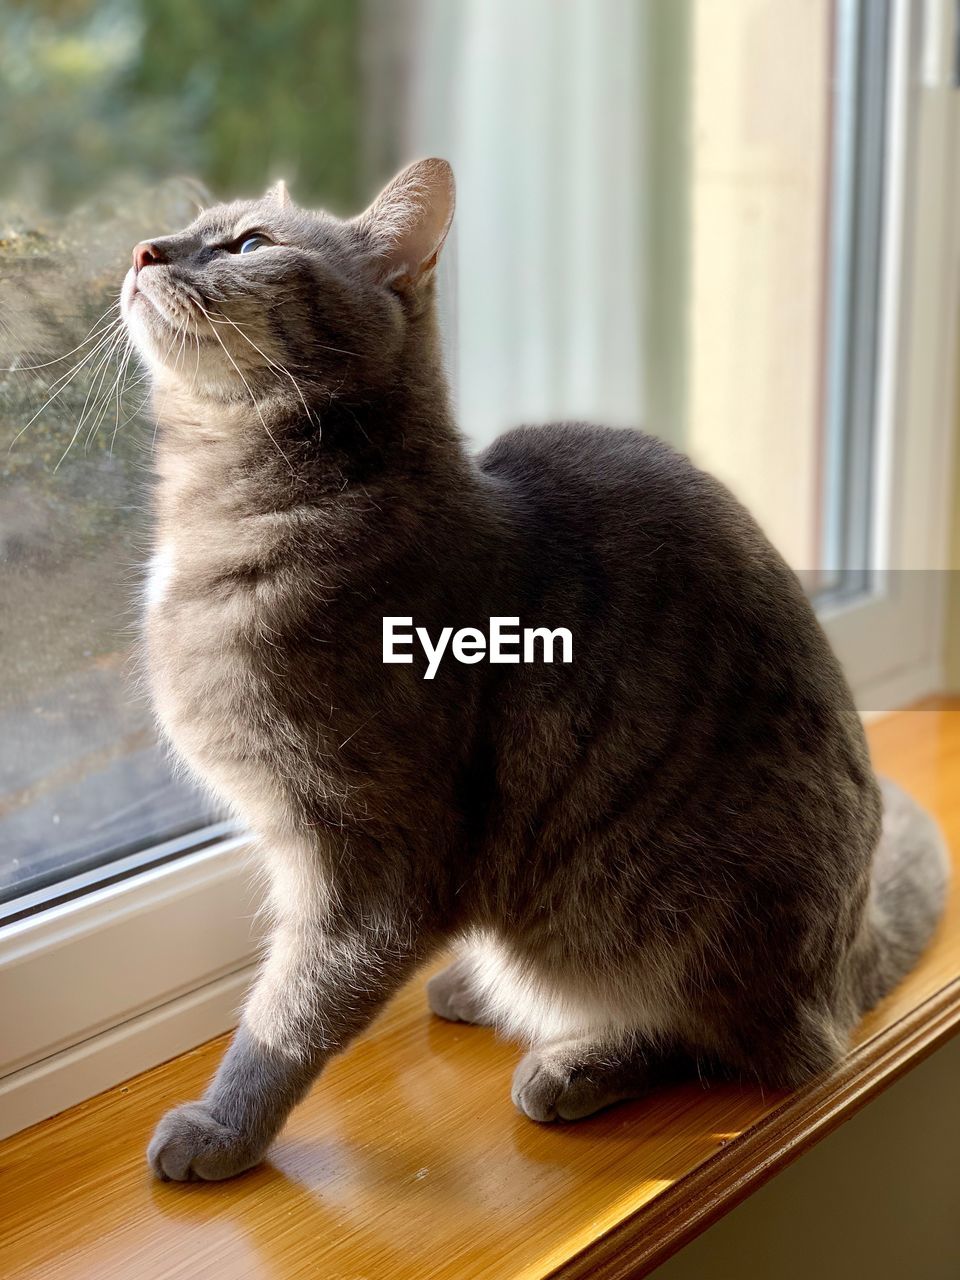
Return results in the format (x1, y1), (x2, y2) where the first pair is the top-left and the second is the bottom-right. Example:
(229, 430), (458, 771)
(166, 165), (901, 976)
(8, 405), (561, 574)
(399, 0), (647, 449)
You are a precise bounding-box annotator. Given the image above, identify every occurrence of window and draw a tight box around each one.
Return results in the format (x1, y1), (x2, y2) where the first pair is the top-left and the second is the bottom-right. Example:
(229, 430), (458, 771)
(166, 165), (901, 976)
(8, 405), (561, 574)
(1, 0), (957, 1136)
(0, 1), (366, 909)
(820, 0), (893, 600)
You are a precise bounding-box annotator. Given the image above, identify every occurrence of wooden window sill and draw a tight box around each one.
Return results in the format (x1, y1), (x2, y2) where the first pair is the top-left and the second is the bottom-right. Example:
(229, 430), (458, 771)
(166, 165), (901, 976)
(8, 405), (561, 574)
(2, 702), (959, 1280)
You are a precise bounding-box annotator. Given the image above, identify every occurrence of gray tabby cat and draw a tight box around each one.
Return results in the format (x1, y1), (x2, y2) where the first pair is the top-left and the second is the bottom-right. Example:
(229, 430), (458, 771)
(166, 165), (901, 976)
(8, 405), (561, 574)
(120, 159), (949, 1182)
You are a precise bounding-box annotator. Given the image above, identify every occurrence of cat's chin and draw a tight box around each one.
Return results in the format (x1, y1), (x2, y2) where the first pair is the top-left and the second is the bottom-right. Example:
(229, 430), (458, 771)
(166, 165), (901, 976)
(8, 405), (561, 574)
(119, 267), (141, 323)
(121, 265), (168, 327)
(122, 322), (165, 377)
(121, 282), (178, 376)
(124, 286), (167, 333)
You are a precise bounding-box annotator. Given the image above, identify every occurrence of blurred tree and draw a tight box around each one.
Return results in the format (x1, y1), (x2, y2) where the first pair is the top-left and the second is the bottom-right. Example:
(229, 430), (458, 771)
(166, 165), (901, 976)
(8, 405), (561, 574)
(0, 0), (361, 210)
(130, 0), (361, 209)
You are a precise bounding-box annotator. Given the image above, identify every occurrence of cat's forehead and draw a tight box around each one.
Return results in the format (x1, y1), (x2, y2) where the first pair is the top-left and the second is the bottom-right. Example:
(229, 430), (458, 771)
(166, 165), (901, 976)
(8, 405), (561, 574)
(186, 198), (340, 245)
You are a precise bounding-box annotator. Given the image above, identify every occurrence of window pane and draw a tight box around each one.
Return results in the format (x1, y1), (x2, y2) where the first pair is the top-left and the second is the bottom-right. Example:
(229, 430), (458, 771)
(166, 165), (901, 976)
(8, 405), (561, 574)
(0, 1), (366, 905)
(0, 201), (218, 905)
(820, 0), (891, 598)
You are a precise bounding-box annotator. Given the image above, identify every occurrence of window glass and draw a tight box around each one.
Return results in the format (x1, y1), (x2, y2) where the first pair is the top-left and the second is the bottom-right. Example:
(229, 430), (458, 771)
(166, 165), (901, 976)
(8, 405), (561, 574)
(0, 0), (365, 904)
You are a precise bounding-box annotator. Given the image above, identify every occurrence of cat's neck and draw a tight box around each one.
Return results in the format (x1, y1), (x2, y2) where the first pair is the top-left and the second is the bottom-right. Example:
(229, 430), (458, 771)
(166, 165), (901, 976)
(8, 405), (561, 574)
(150, 367), (469, 519)
(147, 368), (513, 625)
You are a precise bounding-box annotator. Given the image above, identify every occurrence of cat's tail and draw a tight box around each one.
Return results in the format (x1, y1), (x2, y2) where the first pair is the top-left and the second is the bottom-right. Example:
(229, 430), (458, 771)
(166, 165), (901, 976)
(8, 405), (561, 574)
(851, 777), (950, 1014)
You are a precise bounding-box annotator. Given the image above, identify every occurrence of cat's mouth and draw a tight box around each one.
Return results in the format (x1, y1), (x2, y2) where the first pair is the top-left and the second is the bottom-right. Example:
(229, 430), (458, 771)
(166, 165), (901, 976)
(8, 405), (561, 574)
(122, 265), (219, 372)
(122, 260), (280, 388)
(123, 266), (193, 327)
(122, 268), (281, 399)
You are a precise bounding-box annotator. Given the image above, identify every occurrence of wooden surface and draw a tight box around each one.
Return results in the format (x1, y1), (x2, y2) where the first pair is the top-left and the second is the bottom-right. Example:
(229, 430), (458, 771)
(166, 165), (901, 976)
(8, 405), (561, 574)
(2, 704), (960, 1280)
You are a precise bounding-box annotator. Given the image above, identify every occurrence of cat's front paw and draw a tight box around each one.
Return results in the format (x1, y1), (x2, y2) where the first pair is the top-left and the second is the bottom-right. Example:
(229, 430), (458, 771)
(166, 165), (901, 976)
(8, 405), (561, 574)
(426, 957), (492, 1025)
(147, 1101), (264, 1182)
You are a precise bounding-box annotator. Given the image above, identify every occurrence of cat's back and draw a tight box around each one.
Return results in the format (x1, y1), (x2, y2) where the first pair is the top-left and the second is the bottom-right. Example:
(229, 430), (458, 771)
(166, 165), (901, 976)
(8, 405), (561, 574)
(478, 421), (774, 576)
(479, 421), (689, 501)
(476, 421), (872, 812)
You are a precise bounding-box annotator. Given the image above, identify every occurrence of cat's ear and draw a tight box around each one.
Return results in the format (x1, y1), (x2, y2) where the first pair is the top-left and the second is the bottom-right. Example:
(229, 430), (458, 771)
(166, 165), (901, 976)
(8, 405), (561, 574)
(355, 158), (455, 289)
(265, 180), (291, 208)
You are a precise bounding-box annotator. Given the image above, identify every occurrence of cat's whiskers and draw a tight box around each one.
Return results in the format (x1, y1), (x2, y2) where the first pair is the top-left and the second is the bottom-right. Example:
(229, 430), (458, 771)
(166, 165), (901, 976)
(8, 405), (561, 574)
(8, 313), (126, 453)
(82, 341), (129, 451)
(110, 339), (145, 456)
(52, 306), (147, 463)
(28, 314), (122, 401)
(59, 322), (131, 467)
(212, 309), (360, 361)
(170, 314), (194, 385)
(202, 308), (317, 430)
(0, 300), (121, 374)
(196, 308), (294, 473)
(87, 333), (140, 454)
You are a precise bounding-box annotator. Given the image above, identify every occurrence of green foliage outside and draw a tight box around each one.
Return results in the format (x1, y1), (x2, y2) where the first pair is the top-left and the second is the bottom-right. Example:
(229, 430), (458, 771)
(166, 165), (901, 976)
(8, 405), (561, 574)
(0, 0), (362, 210)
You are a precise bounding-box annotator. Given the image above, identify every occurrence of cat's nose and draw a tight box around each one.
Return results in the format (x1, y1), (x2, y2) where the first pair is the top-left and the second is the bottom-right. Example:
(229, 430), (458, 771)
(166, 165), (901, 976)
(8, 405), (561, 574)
(133, 241), (167, 271)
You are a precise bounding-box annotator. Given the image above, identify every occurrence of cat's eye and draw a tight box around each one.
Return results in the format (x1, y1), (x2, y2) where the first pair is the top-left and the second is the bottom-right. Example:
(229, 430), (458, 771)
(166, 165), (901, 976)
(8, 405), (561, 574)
(236, 234), (271, 254)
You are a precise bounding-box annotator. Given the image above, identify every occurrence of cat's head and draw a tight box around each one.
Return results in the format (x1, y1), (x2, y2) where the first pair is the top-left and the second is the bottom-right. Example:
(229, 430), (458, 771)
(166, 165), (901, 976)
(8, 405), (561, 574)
(120, 159), (455, 404)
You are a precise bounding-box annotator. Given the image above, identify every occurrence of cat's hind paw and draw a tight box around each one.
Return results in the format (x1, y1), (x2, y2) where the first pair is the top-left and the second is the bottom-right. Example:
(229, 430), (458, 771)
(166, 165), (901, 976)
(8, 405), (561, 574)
(147, 1101), (264, 1182)
(426, 955), (493, 1025)
(511, 1047), (652, 1122)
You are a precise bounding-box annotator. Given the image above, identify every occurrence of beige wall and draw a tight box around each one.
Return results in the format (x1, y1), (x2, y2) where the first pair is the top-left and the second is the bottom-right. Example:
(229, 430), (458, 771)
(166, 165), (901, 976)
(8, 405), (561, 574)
(651, 1034), (960, 1279)
(641, 0), (691, 450)
(944, 322), (960, 689)
(686, 0), (831, 569)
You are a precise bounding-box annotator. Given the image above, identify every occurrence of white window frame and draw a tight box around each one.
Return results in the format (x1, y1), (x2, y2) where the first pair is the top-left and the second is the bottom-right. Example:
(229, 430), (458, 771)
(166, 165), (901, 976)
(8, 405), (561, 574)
(822, 0), (960, 713)
(1, 0), (958, 1140)
(0, 835), (260, 1137)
